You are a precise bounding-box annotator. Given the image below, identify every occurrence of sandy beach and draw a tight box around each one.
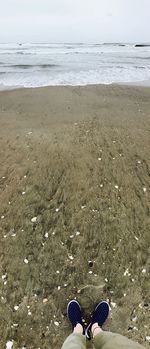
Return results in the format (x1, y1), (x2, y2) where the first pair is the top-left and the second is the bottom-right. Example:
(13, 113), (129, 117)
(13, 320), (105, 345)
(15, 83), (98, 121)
(0, 85), (150, 349)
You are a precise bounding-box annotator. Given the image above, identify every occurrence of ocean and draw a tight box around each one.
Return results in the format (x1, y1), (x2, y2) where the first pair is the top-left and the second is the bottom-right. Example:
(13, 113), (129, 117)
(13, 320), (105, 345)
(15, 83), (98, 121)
(0, 43), (150, 89)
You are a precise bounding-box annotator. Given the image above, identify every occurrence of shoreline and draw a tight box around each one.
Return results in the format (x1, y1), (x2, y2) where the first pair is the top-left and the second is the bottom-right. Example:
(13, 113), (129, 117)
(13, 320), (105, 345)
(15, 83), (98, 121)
(1, 82), (150, 95)
(1, 79), (150, 93)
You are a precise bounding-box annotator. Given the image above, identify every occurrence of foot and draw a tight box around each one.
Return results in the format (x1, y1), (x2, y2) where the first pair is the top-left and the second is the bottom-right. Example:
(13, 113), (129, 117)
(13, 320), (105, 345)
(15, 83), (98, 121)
(67, 300), (84, 331)
(85, 301), (109, 340)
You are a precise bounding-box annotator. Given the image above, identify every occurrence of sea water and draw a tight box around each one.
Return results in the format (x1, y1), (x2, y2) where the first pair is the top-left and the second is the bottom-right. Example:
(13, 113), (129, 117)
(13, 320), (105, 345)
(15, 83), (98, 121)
(0, 43), (150, 89)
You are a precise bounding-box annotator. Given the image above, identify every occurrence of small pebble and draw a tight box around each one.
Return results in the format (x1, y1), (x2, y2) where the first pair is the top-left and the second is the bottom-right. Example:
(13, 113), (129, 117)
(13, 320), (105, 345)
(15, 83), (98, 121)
(142, 268), (146, 274)
(76, 231), (80, 236)
(6, 341), (13, 349)
(14, 305), (19, 311)
(55, 208), (59, 212)
(68, 255), (74, 260)
(57, 286), (61, 290)
(134, 236), (139, 241)
(44, 232), (49, 238)
(124, 268), (131, 276)
(2, 274), (7, 280)
(111, 302), (117, 308)
(54, 321), (59, 327)
(98, 158), (102, 161)
(43, 298), (48, 304)
(24, 258), (29, 264)
(132, 316), (137, 322)
(133, 326), (138, 331)
(146, 336), (150, 341)
(22, 192), (26, 195)
(143, 187), (147, 193)
(31, 217), (37, 223)
(115, 185), (119, 189)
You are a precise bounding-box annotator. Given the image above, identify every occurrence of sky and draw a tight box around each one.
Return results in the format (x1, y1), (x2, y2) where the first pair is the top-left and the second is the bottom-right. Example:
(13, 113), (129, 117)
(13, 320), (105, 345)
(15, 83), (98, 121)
(0, 0), (150, 43)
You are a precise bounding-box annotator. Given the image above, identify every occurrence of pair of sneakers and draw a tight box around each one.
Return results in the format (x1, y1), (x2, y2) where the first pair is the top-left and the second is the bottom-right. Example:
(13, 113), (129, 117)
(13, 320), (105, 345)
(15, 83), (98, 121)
(67, 300), (109, 340)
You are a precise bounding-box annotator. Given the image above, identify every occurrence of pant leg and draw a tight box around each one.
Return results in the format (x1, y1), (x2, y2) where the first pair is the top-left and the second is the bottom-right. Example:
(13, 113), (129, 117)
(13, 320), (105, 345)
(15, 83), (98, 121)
(61, 333), (86, 349)
(93, 331), (145, 349)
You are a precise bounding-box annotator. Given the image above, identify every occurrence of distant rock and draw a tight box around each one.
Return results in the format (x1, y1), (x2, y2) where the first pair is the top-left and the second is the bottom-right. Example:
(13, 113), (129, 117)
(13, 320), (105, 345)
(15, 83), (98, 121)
(135, 44), (150, 47)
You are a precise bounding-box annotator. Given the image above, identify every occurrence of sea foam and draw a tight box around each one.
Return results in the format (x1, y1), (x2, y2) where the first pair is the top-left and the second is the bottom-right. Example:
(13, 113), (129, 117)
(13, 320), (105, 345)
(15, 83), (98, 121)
(0, 43), (150, 89)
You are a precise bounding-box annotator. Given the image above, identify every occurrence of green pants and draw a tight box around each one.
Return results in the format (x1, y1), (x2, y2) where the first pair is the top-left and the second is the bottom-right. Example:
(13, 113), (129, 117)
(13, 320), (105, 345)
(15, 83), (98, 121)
(61, 332), (145, 349)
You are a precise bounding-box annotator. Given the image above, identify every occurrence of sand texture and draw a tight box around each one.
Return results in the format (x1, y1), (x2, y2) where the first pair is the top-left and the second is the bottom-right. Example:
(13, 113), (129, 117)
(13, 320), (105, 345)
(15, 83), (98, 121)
(0, 85), (150, 349)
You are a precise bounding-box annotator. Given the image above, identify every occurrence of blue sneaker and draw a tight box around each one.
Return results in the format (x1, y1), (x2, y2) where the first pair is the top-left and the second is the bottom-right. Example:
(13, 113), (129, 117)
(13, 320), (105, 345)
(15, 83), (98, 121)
(85, 301), (109, 340)
(67, 300), (83, 330)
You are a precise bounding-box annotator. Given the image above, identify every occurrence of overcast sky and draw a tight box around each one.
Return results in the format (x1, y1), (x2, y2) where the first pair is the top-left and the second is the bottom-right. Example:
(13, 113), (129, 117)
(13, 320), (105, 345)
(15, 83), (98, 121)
(0, 0), (150, 43)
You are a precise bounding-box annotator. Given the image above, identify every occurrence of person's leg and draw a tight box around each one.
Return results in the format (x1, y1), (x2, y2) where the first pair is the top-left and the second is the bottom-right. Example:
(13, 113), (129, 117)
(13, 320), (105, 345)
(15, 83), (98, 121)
(61, 324), (86, 349)
(92, 323), (146, 349)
